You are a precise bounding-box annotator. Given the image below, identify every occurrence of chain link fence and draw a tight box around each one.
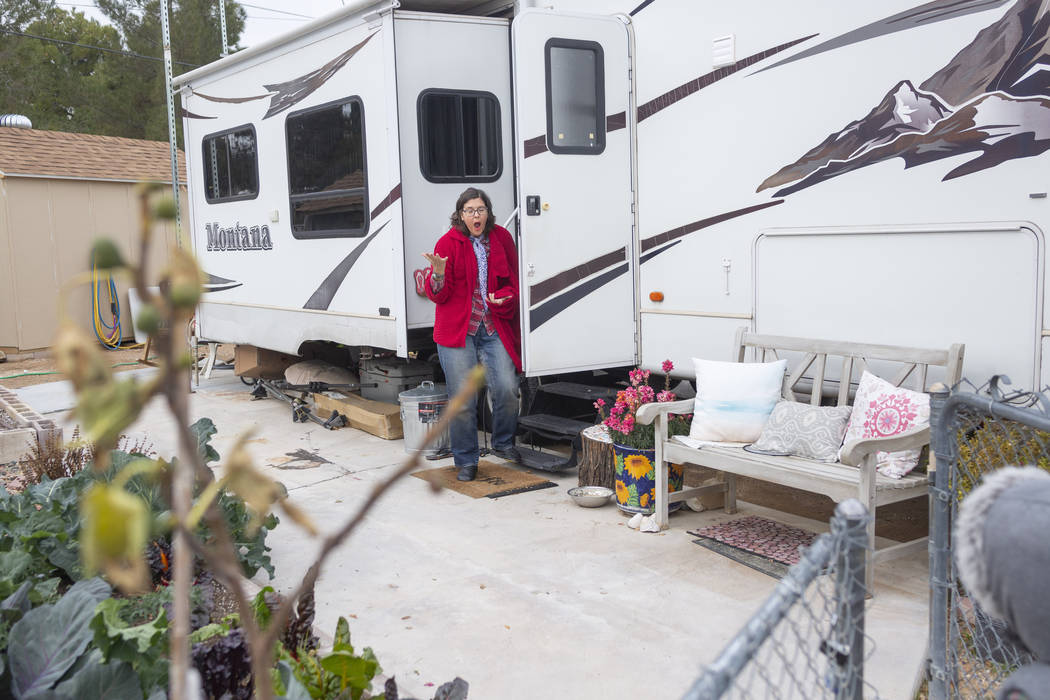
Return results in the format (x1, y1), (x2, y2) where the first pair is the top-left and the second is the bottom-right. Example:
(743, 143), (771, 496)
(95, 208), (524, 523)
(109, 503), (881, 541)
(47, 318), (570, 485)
(683, 499), (877, 700)
(927, 377), (1046, 699)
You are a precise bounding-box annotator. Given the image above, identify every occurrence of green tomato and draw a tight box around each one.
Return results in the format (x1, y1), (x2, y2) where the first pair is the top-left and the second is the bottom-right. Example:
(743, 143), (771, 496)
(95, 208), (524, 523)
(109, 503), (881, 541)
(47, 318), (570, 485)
(136, 304), (161, 335)
(169, 281), (200, 308)
(91, 239), (125, 270)
(153, 197), (178, 221)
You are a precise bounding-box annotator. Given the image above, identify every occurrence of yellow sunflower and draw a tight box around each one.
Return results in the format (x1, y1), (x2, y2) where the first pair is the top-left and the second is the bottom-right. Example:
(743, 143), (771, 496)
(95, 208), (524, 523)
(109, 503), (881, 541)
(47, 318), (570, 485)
(615, 480), (629, 503)
(623, 454), (652, 480)
(639, 492), (650, 508)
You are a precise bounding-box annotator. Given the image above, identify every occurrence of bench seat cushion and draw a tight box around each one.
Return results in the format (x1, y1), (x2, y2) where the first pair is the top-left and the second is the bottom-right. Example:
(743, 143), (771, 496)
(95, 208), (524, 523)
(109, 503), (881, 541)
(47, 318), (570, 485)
(665, 440), (928, 505)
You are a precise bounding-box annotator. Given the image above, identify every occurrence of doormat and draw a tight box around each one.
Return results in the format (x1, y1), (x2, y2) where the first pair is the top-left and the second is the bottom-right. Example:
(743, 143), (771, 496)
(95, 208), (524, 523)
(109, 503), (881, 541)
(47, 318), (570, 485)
(411, 460), (558, 499)
(687, 516), (818, 580)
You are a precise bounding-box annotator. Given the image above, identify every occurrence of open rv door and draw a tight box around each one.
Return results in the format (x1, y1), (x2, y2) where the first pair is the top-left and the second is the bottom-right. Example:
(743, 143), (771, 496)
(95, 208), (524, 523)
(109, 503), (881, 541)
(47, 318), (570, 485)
(512, 9), (636, 376)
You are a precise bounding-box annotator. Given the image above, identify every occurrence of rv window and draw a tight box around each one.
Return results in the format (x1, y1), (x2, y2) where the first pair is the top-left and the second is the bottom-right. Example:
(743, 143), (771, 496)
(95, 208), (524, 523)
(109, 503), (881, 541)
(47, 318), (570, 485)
(417, 90), (501, 182)
(286, 97), (368, 238)
(202, 125), (259, 203)
(545, 39), (605, 155)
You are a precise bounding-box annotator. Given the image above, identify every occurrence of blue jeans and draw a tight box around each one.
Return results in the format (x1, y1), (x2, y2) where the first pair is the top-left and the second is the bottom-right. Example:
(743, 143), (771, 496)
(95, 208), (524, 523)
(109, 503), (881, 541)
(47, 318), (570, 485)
(437, 326), (519, 467)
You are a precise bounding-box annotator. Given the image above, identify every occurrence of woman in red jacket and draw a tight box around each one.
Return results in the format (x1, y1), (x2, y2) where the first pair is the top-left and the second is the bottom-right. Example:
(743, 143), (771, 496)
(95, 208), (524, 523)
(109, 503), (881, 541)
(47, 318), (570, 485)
(423, 188), (521, 481)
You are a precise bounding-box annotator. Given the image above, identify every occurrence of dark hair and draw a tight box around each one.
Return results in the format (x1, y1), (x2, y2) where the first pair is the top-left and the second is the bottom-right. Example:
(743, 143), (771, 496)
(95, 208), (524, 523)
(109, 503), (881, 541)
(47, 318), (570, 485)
(450, 187), (495, 235)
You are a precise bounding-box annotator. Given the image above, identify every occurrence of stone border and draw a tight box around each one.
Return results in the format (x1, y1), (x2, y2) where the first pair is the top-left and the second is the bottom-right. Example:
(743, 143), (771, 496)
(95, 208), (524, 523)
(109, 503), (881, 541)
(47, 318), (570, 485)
(0, 385), (62, 463)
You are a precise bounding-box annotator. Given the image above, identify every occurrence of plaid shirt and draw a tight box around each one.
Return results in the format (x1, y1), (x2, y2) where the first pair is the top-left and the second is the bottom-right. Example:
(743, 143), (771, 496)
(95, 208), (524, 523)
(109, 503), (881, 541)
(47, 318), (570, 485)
(466, 236), (494, 335)
(430, 235), (494, 336)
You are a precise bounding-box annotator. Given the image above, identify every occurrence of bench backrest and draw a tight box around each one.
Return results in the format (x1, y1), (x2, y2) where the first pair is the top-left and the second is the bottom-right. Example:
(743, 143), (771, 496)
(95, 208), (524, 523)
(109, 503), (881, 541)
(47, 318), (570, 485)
(733, 328), (964, 406)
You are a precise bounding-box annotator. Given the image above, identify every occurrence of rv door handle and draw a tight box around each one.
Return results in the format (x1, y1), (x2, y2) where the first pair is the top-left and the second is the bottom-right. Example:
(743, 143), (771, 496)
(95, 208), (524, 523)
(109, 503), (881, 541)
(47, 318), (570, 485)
(526, 195), (541, 216)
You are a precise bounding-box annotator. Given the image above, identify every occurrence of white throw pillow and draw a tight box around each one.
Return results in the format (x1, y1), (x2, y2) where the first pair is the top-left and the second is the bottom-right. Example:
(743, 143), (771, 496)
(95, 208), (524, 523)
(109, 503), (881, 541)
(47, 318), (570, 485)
(840, 371), (930, 478)
(690, 358), (787, 443)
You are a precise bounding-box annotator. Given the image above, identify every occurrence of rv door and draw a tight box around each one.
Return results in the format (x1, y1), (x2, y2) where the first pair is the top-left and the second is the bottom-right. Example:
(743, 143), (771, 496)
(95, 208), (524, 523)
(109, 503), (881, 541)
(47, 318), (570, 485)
(512, 9), (636, 376)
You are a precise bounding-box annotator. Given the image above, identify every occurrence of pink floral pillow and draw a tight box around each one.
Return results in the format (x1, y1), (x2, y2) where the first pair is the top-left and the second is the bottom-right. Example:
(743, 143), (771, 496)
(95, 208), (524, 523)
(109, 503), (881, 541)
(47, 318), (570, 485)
(841, 371), (930, 478)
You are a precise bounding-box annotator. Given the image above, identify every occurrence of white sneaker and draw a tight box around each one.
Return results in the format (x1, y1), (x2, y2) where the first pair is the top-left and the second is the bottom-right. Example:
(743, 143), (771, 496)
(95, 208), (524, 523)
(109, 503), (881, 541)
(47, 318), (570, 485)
(627, 513), (644, 530)
(639, 515), (661, 533)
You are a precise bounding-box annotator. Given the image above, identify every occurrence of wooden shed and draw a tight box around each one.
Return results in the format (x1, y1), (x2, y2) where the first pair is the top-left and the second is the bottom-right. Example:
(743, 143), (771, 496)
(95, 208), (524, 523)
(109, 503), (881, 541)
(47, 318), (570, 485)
(0, 126), (187, 353)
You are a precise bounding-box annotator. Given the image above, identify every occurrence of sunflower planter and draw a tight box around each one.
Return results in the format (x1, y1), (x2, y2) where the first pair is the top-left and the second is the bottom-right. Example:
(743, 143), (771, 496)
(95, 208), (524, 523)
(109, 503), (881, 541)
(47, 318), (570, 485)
(612, 443), (684, 515)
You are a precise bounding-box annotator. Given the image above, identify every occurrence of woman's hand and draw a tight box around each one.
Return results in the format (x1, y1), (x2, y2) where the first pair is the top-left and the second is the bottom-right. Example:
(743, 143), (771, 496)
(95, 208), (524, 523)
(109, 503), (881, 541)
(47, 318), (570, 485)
(422, 252), (447, 275)
(488, 293), (512, 306)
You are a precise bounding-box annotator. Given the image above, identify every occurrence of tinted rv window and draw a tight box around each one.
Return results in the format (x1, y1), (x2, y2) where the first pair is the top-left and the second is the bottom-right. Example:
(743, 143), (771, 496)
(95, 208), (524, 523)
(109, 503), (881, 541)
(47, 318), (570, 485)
(286, 97), (368, 238)
(202, 125), (259, 202)
(545, 39), (605, 155)
(418, 90), (501, 182)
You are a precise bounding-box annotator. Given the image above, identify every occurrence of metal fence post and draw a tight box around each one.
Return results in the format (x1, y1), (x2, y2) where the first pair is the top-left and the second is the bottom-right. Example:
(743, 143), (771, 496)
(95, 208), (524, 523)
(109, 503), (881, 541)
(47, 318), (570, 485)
(928, 383), (951, 700)
(831, 499), (868, 700)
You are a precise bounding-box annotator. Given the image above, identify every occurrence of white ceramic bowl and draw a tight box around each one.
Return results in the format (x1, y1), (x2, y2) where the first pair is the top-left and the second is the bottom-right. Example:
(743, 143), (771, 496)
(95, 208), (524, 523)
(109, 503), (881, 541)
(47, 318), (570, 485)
(568, 486), (614, 508)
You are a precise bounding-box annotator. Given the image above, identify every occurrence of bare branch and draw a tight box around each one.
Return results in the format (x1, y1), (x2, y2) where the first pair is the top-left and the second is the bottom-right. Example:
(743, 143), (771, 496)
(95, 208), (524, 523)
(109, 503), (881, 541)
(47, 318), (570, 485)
(259, 366), (487, 653)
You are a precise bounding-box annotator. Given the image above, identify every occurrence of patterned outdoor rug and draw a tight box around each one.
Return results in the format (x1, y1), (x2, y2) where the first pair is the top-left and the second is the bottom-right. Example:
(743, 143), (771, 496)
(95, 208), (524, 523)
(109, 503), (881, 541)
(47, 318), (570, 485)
(411, 460), (557, 499)
(688, 516), (818, 579)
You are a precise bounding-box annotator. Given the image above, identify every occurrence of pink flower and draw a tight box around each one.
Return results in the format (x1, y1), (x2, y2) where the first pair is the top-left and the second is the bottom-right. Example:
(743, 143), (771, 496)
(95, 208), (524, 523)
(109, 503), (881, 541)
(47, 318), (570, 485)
(661, 359), (674, 374)
(657, 390), (676, 403)
(628, 368), (651, 387)
(593, 398), (605, 409)
(639, 385), (655, 403)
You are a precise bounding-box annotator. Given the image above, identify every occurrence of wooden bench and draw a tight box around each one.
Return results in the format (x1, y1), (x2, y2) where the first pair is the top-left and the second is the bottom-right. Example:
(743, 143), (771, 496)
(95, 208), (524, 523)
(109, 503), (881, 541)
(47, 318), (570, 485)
(636, 329), (963, 586)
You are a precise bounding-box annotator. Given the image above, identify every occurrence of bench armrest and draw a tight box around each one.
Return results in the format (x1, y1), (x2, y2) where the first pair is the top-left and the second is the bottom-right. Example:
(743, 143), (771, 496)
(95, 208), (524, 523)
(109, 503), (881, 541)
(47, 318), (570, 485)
(839, 424), (930, 466)
(636, 399), (694, 426)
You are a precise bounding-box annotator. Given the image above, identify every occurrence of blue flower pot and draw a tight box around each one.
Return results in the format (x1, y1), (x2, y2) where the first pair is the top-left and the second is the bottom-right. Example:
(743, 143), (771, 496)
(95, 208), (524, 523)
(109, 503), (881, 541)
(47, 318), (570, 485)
(612, 443), (684, 515)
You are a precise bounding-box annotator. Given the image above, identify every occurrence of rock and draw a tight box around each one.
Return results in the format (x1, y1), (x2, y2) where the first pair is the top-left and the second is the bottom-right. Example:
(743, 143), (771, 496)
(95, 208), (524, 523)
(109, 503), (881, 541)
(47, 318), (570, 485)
(432, 678), (469, 700)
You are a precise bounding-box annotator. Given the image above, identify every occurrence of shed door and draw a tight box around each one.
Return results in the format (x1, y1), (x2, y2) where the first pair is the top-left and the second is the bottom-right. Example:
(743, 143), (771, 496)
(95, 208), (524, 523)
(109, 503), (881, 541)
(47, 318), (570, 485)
(512, 9), (636, 376)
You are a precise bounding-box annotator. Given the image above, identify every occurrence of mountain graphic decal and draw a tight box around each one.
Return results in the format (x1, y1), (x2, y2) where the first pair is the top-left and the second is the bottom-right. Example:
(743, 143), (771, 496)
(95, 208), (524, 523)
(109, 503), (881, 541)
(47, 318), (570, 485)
(759, 0), (1050, 197)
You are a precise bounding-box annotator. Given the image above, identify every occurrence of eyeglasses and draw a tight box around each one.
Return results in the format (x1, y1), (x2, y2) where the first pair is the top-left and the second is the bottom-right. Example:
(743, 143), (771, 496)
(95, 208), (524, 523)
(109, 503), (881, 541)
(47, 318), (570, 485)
(461, 207), (488, 217)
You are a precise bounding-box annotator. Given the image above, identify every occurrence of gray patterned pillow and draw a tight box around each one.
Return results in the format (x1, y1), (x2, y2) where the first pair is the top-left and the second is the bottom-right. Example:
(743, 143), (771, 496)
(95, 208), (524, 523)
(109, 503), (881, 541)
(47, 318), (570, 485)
(744, 401), (852, 462)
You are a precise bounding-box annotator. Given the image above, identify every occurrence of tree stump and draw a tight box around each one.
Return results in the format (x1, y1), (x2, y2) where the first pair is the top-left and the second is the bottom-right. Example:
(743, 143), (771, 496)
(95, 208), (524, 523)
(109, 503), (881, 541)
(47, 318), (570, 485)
(579, 424), (614, 489)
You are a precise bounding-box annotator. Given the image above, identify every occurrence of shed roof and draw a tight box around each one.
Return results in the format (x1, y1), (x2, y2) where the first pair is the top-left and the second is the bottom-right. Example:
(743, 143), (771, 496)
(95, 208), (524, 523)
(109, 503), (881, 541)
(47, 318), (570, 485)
(0, 127), (187, 184)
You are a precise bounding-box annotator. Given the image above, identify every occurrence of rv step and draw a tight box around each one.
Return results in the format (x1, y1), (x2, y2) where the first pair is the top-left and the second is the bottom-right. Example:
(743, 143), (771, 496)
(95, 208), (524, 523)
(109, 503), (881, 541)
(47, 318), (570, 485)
(536, 381), (618, 401)
(517, 445), (574, 472)
(518, 414), (591, 440)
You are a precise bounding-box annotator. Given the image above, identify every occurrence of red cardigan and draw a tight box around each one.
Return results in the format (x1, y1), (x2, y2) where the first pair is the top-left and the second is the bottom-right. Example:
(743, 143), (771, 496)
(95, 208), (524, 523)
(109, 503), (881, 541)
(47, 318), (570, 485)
(425, 225), (522, 372)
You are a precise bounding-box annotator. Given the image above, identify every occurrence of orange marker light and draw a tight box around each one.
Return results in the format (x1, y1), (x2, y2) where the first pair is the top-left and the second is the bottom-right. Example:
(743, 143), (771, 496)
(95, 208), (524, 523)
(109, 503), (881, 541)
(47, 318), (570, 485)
(649, 291), (664, 302)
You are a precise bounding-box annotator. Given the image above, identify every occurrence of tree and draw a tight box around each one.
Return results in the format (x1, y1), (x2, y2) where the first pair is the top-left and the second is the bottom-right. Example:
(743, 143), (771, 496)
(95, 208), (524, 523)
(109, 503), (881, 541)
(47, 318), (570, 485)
(0, 9), (126, 134)
(0, 1), (245, 141)
(94, 0), (247, 141)
(0, 0), (55, 31)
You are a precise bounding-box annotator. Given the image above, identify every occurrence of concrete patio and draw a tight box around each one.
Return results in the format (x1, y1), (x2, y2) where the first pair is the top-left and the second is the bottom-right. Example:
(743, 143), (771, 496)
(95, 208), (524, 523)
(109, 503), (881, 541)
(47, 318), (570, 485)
(13, 370), (929, 699)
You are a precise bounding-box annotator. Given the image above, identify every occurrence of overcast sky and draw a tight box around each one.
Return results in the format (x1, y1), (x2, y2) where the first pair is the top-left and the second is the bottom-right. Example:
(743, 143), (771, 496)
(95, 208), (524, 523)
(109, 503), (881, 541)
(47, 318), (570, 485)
(57, 1), (351, 52)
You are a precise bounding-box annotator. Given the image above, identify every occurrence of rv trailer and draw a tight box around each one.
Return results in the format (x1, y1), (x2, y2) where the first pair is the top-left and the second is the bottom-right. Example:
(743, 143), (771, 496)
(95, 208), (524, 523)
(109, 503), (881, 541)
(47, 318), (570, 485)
(174, 0), (1050, 390)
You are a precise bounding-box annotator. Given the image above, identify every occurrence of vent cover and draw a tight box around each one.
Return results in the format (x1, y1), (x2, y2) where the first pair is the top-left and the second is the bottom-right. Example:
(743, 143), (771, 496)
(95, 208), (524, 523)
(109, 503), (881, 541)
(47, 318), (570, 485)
(0, 114), (33, 129)
(712, 35), (735, 68)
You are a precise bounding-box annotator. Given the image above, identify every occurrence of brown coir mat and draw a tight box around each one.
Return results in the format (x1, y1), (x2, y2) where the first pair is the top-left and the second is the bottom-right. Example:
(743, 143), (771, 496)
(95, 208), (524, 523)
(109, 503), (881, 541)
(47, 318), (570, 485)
(411, 460), (557, 499)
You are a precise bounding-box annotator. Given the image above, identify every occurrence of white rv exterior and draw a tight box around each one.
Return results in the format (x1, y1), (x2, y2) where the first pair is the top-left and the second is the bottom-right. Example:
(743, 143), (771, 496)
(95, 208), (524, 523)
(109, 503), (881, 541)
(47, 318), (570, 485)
(175, 0), (1050, 390)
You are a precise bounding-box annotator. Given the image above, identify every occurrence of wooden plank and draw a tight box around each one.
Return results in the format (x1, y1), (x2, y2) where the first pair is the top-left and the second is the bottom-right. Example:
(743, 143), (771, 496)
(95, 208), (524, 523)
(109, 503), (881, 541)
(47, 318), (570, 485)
(838, 356), (854, 406)
(733, 326), (747, 362)
(312, 392), (403, 440)
(873, 537), (927, 564)
(811, 354), (826, 406)
(946, 344), (965, 385)
(891, 363), (917, 388)
(662, 443), (928, 500)
(784, 352), (816, 402)
(740, 332), (951, 366)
